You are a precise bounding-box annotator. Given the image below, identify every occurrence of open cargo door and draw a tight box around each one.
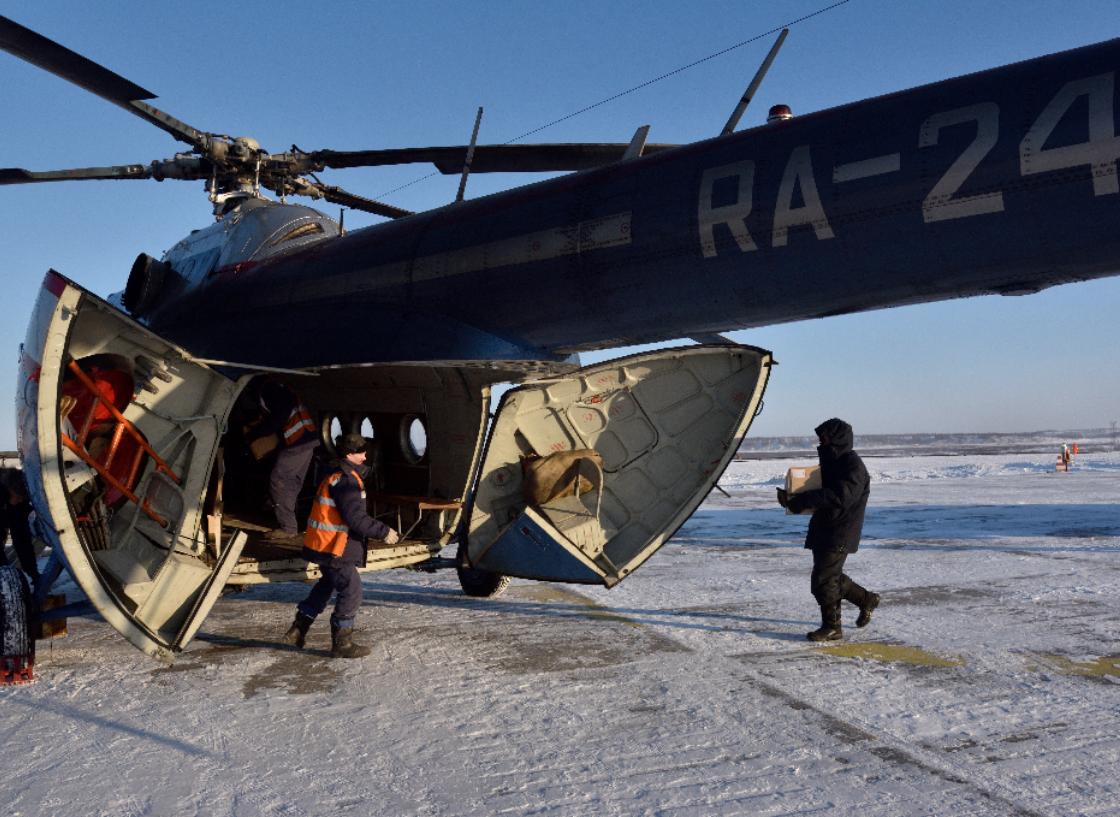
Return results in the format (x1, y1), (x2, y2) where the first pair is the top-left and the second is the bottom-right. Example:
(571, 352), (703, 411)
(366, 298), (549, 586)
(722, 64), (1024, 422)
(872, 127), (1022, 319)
(18, 271), (247, 662)
(465, 344), (771, 586)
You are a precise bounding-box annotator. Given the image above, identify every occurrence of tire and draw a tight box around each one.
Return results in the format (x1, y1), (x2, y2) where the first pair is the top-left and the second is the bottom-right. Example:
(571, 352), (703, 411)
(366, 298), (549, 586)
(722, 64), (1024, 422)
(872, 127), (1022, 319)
(0, 565), (32, 657)
(456, 541), (510, 598)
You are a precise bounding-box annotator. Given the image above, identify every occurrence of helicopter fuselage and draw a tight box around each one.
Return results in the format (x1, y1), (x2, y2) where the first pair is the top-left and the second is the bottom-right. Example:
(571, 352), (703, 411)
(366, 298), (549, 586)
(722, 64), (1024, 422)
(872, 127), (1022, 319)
(127, 36), (1120, 372)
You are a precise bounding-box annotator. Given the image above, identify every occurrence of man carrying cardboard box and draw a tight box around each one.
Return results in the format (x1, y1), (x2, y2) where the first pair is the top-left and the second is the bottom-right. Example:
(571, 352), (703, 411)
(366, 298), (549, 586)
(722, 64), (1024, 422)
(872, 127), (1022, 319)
(777, 418), (880, 641)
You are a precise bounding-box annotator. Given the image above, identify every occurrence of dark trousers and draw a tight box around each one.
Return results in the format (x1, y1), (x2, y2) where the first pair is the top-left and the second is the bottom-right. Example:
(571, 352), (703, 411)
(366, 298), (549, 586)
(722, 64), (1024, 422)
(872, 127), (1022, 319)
(269, 438), (317, 533)
(298, 557), (362, 629)
(810, 548), (871, 624)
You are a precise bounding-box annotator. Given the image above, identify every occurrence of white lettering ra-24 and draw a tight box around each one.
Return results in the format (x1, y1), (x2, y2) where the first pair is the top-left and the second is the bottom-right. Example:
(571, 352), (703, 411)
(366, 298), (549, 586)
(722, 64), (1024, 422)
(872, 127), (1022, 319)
(698, 72), (1120, 257)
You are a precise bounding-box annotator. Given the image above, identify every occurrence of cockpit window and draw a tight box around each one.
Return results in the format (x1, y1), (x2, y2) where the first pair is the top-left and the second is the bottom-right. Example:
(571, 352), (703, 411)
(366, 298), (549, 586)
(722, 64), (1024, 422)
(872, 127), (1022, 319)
(271, 222), (324, 245)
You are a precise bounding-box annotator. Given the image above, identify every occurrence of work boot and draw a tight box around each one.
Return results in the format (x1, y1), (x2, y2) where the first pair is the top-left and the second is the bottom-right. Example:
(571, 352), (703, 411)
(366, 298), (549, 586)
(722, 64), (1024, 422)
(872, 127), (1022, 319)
(330, 624), (371, 659)
(807, 624), (843, 642)
(856, 592), (880, 628)
(282, 613), (314, 649)
(264, 528), (302, 546)
(807, 605), (843, 642)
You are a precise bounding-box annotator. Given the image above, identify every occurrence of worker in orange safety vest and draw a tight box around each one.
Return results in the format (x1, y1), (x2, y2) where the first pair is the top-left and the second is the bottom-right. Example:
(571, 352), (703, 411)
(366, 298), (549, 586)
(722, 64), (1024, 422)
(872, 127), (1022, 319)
(252, 379), (319, 542)
(282, 433), (400, 658)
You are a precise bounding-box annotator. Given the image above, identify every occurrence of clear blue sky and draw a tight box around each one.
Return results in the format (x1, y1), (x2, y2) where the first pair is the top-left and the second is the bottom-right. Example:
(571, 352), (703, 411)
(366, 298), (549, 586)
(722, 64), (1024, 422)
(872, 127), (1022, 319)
(1, 0), (1117, 445)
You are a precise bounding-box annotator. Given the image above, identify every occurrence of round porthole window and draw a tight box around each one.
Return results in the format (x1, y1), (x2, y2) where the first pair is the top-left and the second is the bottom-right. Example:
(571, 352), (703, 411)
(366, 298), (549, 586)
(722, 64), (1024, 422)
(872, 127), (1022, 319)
(400, 415), (428, 464)
(322, 415), (343, 450)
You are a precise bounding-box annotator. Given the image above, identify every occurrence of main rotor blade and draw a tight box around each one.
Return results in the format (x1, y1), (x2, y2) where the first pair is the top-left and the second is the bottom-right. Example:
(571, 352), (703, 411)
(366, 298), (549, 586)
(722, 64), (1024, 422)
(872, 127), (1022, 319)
(0, 164), (153, 184)
(313, 184), (414, 219)
(0, 15), (207, 148)
(0, 15), (153, 103)
(301, 143), (680, 174)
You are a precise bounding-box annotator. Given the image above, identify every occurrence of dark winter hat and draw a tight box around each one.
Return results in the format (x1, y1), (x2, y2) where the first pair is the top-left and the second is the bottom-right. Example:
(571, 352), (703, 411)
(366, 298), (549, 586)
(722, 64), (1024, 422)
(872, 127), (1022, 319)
(815, 418), (851, 437)
(0, 468), (26, 497)
(336, 433), (368, 455)
(814, 418), (854, 452)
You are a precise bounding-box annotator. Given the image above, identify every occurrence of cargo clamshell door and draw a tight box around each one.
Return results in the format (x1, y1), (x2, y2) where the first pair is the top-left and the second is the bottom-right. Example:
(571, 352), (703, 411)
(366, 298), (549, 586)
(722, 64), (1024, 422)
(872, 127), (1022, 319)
(18, 271), (246, 662)
(465, 344), (771, 585)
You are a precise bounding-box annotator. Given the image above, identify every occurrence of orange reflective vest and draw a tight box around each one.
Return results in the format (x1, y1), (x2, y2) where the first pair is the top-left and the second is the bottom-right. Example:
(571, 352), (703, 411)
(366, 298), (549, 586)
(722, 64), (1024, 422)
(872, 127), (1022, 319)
(283, 403), (316, 446)
(304, 469), (365, 557)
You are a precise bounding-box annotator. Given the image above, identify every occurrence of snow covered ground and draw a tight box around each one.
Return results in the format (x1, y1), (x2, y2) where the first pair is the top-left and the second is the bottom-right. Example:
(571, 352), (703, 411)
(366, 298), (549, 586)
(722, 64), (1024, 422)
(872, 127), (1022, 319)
(3, 443), (1118, 816)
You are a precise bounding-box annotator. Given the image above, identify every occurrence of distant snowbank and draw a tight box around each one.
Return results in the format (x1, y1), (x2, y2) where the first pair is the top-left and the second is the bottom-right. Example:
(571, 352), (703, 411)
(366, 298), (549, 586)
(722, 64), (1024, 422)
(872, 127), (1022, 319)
(740, 428), (1116, 458)
(718, 451), (1120, 491)
(870, 456), (1120, 481)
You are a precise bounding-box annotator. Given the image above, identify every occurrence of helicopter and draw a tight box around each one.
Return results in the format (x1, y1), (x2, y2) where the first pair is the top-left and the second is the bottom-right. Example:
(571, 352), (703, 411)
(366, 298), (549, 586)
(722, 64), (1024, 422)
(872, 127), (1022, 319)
(2, 13), (1119, 666)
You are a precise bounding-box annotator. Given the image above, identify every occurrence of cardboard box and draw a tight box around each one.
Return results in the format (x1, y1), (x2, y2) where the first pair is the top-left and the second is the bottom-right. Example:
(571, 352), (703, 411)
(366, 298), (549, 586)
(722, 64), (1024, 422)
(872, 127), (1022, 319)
(34, 593), (68, 639)
(249, 433), (279, 461)
(784, 465), (821, 515)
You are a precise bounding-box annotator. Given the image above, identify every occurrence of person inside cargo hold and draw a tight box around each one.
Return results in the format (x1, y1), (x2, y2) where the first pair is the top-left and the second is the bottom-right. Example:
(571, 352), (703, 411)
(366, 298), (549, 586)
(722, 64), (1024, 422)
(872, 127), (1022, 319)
(776, 418), (880, 642)
(246, 379), (319, 543)
(0, 468), (41, 589)
(281, 433), (400, 659)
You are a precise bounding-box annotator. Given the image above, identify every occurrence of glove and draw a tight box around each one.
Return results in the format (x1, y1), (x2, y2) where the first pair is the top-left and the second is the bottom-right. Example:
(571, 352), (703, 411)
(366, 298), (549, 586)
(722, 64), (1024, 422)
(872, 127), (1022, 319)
(776, 488), (789, 508)
(382, 528), (400, 546)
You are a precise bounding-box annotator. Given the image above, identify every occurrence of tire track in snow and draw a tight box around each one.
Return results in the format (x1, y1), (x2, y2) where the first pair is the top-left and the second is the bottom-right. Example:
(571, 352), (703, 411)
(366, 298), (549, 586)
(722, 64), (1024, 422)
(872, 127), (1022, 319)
(742, 671), (1051, 817)
(505, 587), (1061, 817)
(453, 649), (1010, 817)
(384, 572), (1034, 815)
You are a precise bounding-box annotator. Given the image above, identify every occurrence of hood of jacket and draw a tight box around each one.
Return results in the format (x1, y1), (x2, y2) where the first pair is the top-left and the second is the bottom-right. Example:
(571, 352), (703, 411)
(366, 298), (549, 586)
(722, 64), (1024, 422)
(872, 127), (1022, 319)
(815, 418), (854, 460)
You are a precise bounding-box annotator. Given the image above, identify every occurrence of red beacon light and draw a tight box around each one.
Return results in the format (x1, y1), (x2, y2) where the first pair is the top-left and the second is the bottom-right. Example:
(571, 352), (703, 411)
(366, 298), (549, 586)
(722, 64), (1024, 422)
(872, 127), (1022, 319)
(767, 104), (793, 123)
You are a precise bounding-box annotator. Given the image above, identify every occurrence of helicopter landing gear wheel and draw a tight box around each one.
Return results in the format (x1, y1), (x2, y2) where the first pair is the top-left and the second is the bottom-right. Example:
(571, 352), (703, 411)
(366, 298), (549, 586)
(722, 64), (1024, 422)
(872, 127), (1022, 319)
(0, 565), (34, 685)
(456, 541), (510, 598)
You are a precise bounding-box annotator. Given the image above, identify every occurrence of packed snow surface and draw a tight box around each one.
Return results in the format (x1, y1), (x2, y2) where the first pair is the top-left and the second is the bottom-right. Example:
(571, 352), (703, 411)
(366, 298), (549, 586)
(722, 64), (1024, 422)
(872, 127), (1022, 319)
(2, 440), (1118, 816)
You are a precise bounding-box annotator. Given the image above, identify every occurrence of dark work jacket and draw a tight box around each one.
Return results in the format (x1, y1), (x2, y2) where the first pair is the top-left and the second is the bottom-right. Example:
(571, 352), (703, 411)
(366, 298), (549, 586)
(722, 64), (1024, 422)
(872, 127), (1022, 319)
(786, 419), (870, 553)
(302, 460), (389, 566)
(257, 382), (299, 438)
(0, 494), (38, 578)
